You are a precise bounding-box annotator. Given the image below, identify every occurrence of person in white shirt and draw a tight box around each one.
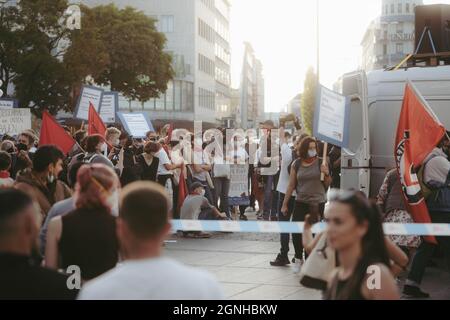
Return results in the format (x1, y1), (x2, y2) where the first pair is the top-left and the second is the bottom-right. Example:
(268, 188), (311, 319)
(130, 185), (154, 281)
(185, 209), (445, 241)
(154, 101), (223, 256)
(78, 181), (224, 300)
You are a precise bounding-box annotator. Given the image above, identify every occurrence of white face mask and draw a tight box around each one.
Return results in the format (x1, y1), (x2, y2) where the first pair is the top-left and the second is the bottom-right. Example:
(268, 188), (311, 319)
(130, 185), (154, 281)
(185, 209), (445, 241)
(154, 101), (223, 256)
(106, 189), (119, 216)
(47, 174), (55, 184)
(308, 150), (317, 158)
(100, 143), (107, 153)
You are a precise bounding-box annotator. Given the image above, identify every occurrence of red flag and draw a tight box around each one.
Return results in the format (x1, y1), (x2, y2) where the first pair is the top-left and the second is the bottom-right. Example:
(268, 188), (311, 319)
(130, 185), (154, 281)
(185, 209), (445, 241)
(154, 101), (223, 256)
(39, 111), (76, 154)
(177, 166), (188, 214)
(88, 102), (106, 137)
(395, 82), (446, 244)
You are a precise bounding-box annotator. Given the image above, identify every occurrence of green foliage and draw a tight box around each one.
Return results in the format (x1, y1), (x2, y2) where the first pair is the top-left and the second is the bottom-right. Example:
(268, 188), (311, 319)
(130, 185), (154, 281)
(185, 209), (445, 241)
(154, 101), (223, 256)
(0, 1), (174, 117)
(300, 67), (318, 136)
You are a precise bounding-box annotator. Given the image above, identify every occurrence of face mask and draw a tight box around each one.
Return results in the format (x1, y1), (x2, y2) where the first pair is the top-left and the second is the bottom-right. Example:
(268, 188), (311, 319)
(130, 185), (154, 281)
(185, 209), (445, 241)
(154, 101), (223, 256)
(113, 139), (120, 147)
(47, 174), (55, 184)
(106, 189), (119, 216)
(100, 143), (107, 153)
(308, 150), (317, 158)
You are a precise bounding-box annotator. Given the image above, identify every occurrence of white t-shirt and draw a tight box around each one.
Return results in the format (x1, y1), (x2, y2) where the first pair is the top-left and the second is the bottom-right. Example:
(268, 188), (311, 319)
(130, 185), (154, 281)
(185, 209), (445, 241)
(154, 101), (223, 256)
(155, 148), (172, 175)
(78, 257), (224, 300)
(277, 143), (296, 195)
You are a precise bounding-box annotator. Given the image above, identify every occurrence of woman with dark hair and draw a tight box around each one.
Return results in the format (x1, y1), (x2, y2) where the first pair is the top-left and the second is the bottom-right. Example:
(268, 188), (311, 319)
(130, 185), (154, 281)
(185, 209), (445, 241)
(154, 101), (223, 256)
(136, 141), (160, 182)
(324, 189), (399, 300)
(281, 136), (332, 272)
(45, 164), (119, 281)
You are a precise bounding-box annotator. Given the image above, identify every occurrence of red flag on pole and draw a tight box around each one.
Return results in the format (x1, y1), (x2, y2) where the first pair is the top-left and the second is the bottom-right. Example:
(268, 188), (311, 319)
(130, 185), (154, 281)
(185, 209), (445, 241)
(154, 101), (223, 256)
(177, 166), (188, 214)
(395, 82), (446, 244)
(39, 111), (76, 154)
(88, 102), (106, 137)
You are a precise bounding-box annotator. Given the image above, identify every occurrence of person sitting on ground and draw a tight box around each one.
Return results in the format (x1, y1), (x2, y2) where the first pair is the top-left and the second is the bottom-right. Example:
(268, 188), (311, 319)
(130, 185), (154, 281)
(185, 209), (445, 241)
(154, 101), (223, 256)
(77, 181), (224, 300)
(181, 182), (227, 222)
(14, 145), (72, 223)
(0, 189), (78, 300)
(45, 164), (119, 281)
(0, 151), (14, 188)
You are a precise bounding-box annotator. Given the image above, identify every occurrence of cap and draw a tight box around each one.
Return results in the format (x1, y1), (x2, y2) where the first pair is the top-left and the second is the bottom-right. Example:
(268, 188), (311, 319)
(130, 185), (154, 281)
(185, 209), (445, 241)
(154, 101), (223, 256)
(190, 181), (205, 193)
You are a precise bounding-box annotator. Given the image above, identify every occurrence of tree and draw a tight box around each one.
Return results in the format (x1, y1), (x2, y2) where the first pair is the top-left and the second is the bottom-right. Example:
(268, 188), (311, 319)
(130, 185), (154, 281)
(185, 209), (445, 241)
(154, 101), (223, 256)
(0, 1), (174, 117)
(0, 0), (73, 115)
(65, 4), (174, 103)
(300, 67), (318, 136)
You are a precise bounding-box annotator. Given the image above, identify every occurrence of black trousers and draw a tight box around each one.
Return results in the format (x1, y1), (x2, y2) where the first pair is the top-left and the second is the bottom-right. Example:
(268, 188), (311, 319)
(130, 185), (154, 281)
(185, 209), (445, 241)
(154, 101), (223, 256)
(284, 201), (325, 259)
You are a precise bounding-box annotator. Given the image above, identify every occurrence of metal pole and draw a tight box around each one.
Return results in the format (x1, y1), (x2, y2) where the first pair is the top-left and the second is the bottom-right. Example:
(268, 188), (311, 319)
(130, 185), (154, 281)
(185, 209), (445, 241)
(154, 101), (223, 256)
(316, 0), (320, 83)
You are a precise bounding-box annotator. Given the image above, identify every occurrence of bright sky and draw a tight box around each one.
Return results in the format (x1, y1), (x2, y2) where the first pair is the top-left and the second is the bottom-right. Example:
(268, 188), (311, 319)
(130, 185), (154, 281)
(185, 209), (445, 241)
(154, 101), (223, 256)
(230, 0), (450, 112)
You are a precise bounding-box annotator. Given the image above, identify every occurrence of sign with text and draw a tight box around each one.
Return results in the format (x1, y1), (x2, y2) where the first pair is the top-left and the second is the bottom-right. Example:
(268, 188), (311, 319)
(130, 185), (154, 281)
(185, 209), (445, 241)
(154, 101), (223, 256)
(117, 112), (154, 138)
(229, 164), (250, 206)
(99, 92), (118, 123)
(74, 85), (104, 120)
(313, 85), (350, 148)
(0, 99), (18, 109)
(0, 108), (31, 135)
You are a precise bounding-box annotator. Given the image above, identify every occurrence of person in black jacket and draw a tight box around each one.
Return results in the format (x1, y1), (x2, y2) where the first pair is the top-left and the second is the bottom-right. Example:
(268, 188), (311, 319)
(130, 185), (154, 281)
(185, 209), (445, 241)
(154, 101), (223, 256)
(0, 189), (78, 300)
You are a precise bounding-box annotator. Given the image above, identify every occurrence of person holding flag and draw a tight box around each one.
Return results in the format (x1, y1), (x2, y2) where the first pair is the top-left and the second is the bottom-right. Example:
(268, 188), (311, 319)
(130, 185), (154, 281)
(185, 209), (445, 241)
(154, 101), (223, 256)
(394, 81), (450, 298)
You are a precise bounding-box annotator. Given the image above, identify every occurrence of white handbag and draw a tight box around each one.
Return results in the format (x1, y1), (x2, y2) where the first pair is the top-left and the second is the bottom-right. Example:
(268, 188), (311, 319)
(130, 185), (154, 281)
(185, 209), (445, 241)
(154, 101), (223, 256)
(299, 233), (336, 291)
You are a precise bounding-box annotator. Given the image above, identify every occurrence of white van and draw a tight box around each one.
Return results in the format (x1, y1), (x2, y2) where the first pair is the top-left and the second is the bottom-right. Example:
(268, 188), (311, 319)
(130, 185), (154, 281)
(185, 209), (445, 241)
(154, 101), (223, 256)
(340, 66), (450, 198)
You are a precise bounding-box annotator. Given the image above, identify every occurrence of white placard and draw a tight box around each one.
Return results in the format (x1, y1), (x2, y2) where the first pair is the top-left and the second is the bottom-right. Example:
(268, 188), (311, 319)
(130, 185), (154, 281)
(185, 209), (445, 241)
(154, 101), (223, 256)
(315, 86), (348, 145)
(118, 113), (153, 138)
(0, 109), (32, 135)
(229, 164), (249, 197)
(74, 86), (104, 120)
(99, 92), (117, 123)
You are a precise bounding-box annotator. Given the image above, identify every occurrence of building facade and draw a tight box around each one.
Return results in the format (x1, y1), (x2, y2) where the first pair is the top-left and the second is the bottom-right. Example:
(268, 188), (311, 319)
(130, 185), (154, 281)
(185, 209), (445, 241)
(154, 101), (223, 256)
(361, 0), (423, 71)
(239, 42), (265, 129)
(81, 0), (231, 128)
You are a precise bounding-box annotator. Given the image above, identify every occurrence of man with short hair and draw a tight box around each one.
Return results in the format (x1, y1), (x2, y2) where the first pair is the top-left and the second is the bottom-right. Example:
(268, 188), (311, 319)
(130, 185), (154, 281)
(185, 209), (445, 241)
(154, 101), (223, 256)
(14, 145), (72, 221)
(78, 181), (224, 300)
(0, 189), (78, 300)
(181, 182), (227, 221)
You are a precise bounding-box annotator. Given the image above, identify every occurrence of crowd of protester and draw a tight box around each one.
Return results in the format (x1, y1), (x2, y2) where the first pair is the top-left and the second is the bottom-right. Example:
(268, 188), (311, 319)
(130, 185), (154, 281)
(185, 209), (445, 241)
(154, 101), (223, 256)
(0, 115), (449, 300)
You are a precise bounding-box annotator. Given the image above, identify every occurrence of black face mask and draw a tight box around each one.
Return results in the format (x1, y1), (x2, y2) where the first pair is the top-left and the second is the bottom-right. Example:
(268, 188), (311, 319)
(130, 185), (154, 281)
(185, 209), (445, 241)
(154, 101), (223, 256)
(16, 143), (28, 152)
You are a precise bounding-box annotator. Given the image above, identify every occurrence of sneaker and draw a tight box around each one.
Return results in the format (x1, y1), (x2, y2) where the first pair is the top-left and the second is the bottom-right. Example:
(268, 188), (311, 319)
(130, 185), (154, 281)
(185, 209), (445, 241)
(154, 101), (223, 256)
(239, 214), (248, 221)
(270, 254), (290, 267)
(291, 257), (303, 274)
(403, 285), (430, 299)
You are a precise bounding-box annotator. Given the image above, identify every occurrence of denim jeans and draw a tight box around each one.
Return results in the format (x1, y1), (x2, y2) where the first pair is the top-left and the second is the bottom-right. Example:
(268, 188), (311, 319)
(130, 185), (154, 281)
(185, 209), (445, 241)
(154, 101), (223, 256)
(262, 175), (274, 218)
(407, 211), (450, 284)
(213, 177), (230, 217)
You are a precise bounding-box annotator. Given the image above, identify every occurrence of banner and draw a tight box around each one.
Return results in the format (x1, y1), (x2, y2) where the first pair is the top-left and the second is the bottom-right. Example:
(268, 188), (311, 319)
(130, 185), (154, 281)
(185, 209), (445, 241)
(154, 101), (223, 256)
(395, 81), (446, 244)
(99, 92), (118, 123)
(74, 85), (104, 120)
(0, 109), (31, 135)
(117, 112), (154, 138)
(313, 85), (350, 148)
(229, 164), (250, 206)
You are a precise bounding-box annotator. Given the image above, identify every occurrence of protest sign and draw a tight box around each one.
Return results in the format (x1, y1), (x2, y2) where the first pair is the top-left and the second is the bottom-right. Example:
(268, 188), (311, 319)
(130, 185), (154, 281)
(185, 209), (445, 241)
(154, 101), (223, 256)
(117, 112), (154, 138)
(313, 85), (350, 148)
(0, 108), (31, 135)
(99, 92), (118, 123)
(74, 85), (104, 120)
(229, 164), (250, 206)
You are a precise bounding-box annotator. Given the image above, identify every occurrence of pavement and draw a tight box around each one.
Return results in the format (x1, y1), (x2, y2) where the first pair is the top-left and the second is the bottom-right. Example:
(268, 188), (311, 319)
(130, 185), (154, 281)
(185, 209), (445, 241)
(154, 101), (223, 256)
(165, 212), (450, 300)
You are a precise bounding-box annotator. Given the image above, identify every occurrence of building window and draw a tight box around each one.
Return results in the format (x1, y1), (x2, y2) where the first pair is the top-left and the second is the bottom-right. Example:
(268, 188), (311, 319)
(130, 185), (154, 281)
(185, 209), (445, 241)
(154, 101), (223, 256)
(397, 22), (404, 33)
(160, 15), (174, 33)
(201, 0), (214, 11)
(406, 3), (410, 13)
(383, 44), (387, 55)
(182, 82), (194, 111)
(198, 54), (215, 77)
(198, 19), (215, 43)
(174, 80), (181, 111)
(165, 81), (174, 111)
(396, 43), (403, 53)
(398, 3), (402, 14)
(199, 88), (215, 110)
(391, 4), (394, 14)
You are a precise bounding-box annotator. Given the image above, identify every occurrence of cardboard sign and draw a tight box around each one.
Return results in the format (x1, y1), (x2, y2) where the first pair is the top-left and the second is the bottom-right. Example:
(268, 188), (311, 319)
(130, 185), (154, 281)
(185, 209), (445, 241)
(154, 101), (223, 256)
(0, 108), (32, 135)
(117, 112), (154, 138)
(99, 92), (118, 123)
(74, 85), (104, 120)
(0, 99), (18, 109)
